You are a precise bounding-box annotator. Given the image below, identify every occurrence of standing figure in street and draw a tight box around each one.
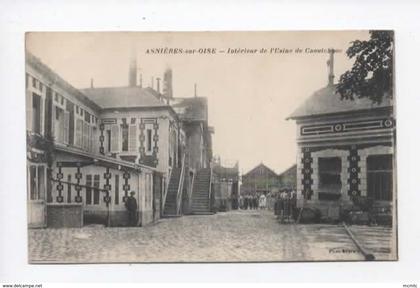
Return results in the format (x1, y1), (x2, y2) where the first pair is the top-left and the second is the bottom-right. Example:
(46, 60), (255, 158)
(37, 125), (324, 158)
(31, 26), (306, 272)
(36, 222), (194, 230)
(239, 195), (244, 210)
(259, 193), (267, 210)
(125, 191), (138, 227)
(253, 194), (258, 210)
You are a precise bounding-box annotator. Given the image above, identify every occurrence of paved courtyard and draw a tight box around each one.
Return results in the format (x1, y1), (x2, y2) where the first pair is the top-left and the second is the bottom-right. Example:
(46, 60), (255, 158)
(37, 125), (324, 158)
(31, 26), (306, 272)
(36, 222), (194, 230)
(28, 209), (396, 263)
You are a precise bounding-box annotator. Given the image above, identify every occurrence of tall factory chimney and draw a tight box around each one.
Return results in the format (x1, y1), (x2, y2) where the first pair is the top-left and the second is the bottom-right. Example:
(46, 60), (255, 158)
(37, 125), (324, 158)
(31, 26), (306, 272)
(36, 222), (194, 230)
(156, 77), (161, 94)
(327, 49), (335, 86)
(163, 68), (173, 99)
(129, 47), (137, 86)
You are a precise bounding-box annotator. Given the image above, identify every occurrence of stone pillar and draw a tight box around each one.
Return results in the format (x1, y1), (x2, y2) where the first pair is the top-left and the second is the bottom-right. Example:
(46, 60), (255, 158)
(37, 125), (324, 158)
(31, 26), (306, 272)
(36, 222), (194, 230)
(301, 147), (313, 200)
(347, 145), (361, 199)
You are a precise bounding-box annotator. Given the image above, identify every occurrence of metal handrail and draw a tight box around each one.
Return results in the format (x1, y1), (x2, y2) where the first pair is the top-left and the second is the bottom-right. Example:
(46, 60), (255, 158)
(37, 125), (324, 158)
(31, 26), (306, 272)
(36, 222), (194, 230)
(208, 163), (213, 211)
(162, 167), (172, 213)
(176, 153), (186, 215)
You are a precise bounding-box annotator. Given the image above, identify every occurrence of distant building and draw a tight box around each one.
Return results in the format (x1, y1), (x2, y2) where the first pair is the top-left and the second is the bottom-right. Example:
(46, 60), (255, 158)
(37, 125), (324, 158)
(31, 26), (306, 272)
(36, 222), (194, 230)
(288, 52), (395, 220)
(212, 158), (240, 211)
(278, 164), (297, 190)
(240, 163), (280, 196)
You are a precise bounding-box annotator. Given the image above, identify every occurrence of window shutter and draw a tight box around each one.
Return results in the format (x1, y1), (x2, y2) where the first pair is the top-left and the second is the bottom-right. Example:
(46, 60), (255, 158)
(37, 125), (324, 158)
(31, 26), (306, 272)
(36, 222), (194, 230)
(75, 119), (82, 147)
(110, 124), (119, 152)
(58, 111), (64, 143)
(88, 126), (93, 152)
(63, 111), (69, 144)
(83, 122), (89, 150)
(129, 125), (137, 152)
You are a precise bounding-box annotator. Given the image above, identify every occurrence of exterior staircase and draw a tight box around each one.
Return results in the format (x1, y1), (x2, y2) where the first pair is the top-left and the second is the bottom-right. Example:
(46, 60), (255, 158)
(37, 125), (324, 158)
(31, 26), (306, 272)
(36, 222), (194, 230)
(163, 168), (182, 217)
(191, 168), (213, 215)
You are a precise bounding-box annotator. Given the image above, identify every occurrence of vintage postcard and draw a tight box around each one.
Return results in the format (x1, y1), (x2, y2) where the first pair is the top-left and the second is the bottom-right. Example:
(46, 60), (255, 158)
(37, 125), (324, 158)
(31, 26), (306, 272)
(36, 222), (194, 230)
(26, 31), (396, 263)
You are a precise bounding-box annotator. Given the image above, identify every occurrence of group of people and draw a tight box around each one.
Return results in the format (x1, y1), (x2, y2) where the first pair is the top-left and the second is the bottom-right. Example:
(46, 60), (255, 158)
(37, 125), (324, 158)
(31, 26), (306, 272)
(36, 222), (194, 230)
(238, 193), (267, 210)
(238, 189), (297, 219)
(273, 189), (297, 222)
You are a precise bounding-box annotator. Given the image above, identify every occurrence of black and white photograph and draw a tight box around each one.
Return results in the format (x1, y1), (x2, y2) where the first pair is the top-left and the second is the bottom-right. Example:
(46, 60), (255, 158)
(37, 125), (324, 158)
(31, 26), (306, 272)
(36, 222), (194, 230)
(24, 31), (397, 263)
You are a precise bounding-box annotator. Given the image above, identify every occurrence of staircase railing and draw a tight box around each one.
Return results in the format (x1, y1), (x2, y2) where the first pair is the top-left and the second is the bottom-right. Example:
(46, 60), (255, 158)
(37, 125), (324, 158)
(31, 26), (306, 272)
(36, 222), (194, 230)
(208, 164), (214, 211)
(188, 168), (195, 213)
(176, 153), (186, 215)
(162, 167), (172, 213)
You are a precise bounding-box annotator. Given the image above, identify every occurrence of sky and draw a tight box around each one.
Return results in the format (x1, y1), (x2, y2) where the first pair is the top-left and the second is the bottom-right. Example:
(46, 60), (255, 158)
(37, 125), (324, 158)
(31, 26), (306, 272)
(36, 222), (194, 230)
(26, 31), (370, 175)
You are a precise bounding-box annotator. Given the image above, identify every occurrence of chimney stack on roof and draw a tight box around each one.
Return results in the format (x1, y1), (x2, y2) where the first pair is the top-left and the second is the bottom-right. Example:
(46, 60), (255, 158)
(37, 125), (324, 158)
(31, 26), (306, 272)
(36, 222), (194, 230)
(129, 47), (137, 87)
(156, 77), (161, 94)
(327, 49), (335, 86)
(163, 68), (173, 99)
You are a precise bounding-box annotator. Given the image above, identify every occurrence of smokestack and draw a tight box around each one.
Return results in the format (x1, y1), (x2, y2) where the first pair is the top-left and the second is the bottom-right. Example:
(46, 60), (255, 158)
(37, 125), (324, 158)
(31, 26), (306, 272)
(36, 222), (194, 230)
(163, 68), (173, 99)
(139, 73), (143, 88)
(194, 83), (197, 97)
(156, 77), (161, 93)
(90, 78), (94, 88)
(129, 47), (137, 86)
(151, 76), (154, 89)
(327, 49), (335, 86)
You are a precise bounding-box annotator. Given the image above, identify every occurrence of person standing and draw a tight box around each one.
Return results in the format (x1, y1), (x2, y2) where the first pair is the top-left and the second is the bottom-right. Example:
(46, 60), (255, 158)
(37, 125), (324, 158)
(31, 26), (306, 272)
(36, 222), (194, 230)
(259, 193), (267, 210)
(253, 194), (258, 210)
(125, 191), (138, 227)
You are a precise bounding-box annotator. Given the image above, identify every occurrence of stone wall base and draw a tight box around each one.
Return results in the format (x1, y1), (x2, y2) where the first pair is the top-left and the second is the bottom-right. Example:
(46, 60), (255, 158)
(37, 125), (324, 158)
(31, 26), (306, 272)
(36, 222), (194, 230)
(297, 199), (353, 221)
(47, 204), (83, 228)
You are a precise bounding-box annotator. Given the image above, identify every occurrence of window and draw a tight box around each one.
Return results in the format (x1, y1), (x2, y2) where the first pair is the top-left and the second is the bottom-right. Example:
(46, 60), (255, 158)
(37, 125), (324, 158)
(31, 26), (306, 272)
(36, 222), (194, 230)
(32, 93), (41, 134)
(110, 125), (120, 152)
(60, 95), (64, 105)
(39, 82), (43, 93)
(84, 111), (91, 123)
(318, 157), (342, 191)
(367, 154), (393, 201)
(54, 93), (59, 102)
(86, 175), (92, 205)
(66, 101), (75, 146)
(82, 122), (89, 150)
(76, 106), (79, 114)
(107, 130), (111, 152)
(129, 125), (137, 152)
(32, 77), (37, 88)
(29, 165), (45, 200)
(75, 119), (83, 147)
(115, 175), (119, 205)
(121, 124), (129, 152)
(54, 106), (65, 143)
(93, 175), (100, 204)
(146, 129), (152, 152)
(67, 175), (72, 203)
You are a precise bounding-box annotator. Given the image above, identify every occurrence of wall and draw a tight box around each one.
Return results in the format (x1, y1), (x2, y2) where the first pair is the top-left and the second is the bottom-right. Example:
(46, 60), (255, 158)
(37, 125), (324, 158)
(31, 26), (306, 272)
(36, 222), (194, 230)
(100, 109), (177, 176)
(50, 151), (156, 227)
(46, 204), (83, 228)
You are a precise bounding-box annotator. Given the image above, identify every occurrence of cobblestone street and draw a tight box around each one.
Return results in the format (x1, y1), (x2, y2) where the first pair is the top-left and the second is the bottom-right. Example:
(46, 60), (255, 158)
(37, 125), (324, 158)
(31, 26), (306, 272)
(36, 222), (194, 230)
(28, 210), (394, 263)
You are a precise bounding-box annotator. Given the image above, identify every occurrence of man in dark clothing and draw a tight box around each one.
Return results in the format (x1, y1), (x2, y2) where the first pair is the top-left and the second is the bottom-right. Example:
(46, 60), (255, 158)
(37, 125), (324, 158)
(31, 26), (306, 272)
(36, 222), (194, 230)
(125, 191), (138, 227)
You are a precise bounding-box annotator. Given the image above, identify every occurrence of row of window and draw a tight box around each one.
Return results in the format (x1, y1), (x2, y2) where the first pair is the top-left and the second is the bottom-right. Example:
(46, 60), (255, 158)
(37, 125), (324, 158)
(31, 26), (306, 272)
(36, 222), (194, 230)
(317, 155), (393, 201)
(104, 124), (153, 154)
(28, 73), (98, 136)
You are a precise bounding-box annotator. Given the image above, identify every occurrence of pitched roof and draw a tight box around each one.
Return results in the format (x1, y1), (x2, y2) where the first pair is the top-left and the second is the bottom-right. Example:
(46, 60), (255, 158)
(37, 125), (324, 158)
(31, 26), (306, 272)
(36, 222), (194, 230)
(170, 97), (208, 122)
(26, 52), (101, 112)
(243, 163), (278, 178)
(288, 85), (393, 119)
(278, 164), (297, 178)
(80, 86), (167, 109)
